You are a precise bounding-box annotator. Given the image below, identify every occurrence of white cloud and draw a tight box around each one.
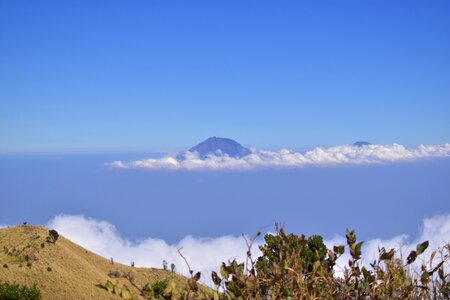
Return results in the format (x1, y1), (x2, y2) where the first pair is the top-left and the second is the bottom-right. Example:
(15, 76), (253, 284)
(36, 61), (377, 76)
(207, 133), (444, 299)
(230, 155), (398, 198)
(47, 214), (450, 285)
(47, 215), (260, 286)
(106, 143), (450, 170)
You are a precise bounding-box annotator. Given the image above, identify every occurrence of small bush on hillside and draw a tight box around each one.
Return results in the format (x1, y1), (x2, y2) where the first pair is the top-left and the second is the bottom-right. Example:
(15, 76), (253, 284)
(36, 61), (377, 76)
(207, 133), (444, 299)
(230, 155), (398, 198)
(0, 282), (41, 300)
(46, 230), (59, 244)
(142, 280), (168, 298)
(151, 280), (168, 297)
(108, 271), (120, 278)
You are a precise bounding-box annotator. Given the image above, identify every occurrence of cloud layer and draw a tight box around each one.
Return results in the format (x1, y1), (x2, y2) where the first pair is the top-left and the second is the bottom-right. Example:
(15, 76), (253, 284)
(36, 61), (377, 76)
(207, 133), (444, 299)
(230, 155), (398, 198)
(47, 215), (256, 286)
(47, 214), (450, 285)
(107, 143), (450, 170)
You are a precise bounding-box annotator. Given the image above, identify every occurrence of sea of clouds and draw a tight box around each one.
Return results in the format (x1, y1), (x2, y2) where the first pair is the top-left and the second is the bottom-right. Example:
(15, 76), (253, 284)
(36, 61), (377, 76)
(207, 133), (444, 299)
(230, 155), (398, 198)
(106, 143), (450, 170)
(47, 214), (450, 286)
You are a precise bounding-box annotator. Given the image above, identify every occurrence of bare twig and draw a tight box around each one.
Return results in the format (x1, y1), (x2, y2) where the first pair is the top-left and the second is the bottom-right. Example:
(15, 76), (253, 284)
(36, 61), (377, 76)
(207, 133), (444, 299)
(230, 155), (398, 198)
(177, 247), (193, 275)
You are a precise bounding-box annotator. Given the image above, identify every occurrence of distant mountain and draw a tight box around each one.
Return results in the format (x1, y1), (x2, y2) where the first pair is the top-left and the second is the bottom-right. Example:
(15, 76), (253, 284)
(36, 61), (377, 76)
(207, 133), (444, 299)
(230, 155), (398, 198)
(353, 141), (372, 147)
(181, 137), (251, 159)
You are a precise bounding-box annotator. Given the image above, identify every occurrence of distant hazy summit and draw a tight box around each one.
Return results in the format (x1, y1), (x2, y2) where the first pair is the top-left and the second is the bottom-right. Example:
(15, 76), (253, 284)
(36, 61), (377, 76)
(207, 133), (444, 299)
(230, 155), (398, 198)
(353, 141), (372, 147)
(176, 138), (371, 160)
(182, 137), (251, 159)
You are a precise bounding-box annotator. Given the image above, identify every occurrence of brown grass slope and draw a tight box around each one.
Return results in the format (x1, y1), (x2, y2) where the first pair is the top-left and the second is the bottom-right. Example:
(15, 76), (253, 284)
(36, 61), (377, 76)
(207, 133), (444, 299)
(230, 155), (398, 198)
(0, 225), (190, 299)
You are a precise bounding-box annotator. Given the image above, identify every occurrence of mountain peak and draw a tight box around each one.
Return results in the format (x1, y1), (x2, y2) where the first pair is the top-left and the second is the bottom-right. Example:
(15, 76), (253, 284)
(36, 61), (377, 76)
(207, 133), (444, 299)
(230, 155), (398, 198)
(353, 141), (372, 147)
(186, 137), (251, 159)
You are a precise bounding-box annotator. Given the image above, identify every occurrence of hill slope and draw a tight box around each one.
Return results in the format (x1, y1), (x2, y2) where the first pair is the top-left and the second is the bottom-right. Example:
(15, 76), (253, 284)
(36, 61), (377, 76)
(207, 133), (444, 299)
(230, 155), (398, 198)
(0, 225), (190, 299)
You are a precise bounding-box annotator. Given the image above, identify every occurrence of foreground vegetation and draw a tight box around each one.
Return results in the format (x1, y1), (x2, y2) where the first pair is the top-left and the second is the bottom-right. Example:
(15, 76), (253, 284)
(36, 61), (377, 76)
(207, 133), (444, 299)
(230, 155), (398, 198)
(101, 225), (449, 299)
(1, 224), (449, 299)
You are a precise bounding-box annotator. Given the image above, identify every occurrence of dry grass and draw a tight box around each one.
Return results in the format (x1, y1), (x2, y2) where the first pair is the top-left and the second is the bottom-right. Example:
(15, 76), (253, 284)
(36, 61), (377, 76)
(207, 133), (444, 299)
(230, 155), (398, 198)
(0, 225), (190, 300)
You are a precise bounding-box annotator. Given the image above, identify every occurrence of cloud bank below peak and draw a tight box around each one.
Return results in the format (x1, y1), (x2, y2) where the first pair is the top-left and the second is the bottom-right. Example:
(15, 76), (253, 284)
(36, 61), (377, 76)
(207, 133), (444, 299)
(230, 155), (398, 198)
(106, 143), (450, 170)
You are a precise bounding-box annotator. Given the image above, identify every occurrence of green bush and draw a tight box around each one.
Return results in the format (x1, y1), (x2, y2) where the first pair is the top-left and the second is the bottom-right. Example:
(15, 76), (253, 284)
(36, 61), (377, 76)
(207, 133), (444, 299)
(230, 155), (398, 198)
(207, 226), (448, 299)
(0, 282), (41, 300)
(46, 230), (59, 244)
(142, 280), (168, 298)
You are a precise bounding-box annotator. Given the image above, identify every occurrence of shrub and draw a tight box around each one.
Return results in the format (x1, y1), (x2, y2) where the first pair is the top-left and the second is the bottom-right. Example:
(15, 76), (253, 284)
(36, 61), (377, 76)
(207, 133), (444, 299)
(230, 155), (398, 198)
(207, 226), (449, 299)
(0, 282), (41, 300)
(256, 227), (328, 274)
(46, 230), (59, 244)
(142, 280), (168, 298)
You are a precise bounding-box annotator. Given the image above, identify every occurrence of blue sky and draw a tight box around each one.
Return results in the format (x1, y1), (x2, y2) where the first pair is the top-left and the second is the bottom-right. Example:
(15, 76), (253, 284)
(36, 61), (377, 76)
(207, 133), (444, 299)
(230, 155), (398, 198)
(1, 1), (449, 153)
(1, 2), (450, 276)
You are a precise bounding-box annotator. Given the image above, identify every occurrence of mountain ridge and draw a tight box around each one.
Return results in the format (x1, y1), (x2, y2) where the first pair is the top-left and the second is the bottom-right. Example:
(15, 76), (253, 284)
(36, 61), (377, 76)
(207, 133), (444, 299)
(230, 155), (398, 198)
(353, 141), (372, 147)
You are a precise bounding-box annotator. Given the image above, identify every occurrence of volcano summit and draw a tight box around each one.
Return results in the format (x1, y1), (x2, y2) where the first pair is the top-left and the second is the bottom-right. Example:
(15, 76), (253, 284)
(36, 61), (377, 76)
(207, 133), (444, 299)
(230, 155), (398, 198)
(181, 137), (251, 159)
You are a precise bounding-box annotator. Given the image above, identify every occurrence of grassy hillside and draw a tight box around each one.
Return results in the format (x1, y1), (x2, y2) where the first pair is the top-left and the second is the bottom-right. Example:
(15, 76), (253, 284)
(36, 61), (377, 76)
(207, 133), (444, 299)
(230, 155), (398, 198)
(0, 225), (190, 300)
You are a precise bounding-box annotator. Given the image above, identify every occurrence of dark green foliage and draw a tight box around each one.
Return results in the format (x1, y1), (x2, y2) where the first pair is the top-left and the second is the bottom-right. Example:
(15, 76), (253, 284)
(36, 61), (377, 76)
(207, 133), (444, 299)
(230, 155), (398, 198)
(46, 230), (59, 244)
(346, 228), (363, 260)
(0, 282), (41, 300)
(146, 280), (168, 298)
(256, 226), (327, 274)
(407, 240), (429, 264)
(211, 271), (221, 286)
(46, 267), (52, 272)
(305, 234), (328, 270)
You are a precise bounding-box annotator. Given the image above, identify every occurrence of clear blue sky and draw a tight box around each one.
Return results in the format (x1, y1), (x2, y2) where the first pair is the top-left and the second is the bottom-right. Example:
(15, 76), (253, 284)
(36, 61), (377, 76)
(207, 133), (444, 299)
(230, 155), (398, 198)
(1, 1), (449, 153)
